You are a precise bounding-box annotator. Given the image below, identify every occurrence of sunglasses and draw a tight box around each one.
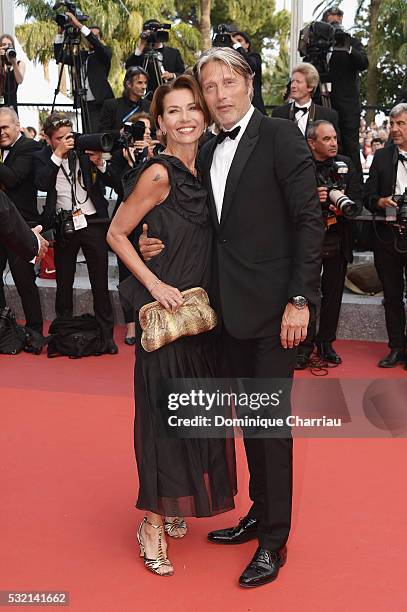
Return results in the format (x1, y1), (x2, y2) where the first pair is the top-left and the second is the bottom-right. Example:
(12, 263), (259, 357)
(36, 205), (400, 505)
(49, 118), (73, 129)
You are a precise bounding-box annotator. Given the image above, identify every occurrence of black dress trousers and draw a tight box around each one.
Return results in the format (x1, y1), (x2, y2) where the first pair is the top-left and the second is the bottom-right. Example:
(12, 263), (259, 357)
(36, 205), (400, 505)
(53, 220), (114, 337)
(221, 329), (296, 551)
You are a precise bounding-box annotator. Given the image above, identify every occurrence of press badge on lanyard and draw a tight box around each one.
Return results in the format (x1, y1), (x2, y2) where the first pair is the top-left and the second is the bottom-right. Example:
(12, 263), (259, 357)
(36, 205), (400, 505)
(72, 208), (88, 230)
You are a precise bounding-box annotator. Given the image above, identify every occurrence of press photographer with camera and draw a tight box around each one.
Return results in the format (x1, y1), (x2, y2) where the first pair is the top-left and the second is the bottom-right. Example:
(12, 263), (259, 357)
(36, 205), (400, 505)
(295, 119), (362, 368)
(322, 7), (368, 177)
(53, 3), (114, 133)
(33, 113), (119, 353)
(364, 103), (407, 368)
(0, 34), (26, 114)
(0, 106), (44, 339)
(125, 20), (185, 95)
(272, 62), (340, 137)
(98, 67), (150, 135)
(229, 31), (266, 114)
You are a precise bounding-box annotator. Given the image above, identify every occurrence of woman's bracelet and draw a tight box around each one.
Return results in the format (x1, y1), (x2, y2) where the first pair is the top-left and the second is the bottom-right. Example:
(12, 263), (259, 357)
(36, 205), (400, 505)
(148, 278), (162, 292)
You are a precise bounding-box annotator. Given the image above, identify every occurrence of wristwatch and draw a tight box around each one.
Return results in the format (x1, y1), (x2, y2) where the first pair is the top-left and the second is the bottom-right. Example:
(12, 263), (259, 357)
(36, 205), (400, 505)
(289, 296), (308, 310)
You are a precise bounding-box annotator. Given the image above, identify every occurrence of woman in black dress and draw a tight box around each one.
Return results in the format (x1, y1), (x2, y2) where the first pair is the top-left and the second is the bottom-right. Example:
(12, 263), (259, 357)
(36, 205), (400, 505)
(0, 35), (26, 113)
(107, 75), (236, 576)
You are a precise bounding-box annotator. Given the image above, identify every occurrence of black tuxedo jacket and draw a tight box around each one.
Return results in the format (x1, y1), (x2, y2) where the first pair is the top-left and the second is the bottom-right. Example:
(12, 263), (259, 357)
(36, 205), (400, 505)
(0, 190), (38, 260)
(0, 135), (42, 224)
(98, 96), (151, 134)
(54, 32), (114, 104)
(272, 102), (341, 141)
(364, 143), (400, 241)
(125, 46), (185, 92)
(33, 146), (118, 230)
(200, 109), (324, 339)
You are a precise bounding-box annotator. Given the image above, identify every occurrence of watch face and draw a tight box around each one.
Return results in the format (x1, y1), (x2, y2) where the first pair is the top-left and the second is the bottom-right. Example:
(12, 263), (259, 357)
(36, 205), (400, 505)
(291, 296), (307, 308)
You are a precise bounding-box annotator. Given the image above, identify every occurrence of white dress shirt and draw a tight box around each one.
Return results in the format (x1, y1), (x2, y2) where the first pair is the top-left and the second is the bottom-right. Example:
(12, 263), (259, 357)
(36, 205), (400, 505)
(293, 100), (312, 136)
(51, 153), (97, 215)
(210, 105), (255, 222)
(395, 148), (407, 196)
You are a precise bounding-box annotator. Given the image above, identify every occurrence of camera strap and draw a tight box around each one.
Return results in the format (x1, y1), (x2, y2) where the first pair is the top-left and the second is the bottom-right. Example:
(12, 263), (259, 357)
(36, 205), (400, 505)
(59, 161), (76, 211)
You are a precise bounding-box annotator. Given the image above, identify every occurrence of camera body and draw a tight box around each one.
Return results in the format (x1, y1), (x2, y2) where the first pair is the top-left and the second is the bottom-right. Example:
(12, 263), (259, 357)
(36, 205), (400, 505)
(392, 189), (407, 237)
(141, 22), (171, 45)
(212, 24), (233, 48)
(298, 20), (352, 78)
(53, 1), (89, 38)
(117, 121), (146, 148)
(55, 209), (75, 242)
(319, 160), (360, 220)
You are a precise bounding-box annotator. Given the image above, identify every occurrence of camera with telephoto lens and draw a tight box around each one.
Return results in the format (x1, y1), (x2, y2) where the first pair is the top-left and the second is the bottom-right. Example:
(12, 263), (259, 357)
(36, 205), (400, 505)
(72, 132), (113, 153)
(319, 160), (360, 221)
(53, 1), (89, 38)
(212, 24), (233, 48)
(298, 20), (351, 77)
(141, 22), (171, 45)
(392, 189), (407, 238)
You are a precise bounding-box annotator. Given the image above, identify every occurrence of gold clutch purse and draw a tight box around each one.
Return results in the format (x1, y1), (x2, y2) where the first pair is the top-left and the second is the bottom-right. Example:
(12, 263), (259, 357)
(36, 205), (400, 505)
(139, 287), (217, 352)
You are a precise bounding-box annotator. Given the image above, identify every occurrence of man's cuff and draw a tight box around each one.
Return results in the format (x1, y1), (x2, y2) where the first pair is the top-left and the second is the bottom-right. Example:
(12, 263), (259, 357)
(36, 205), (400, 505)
(233, 43), (243, 50)
(51, 153), (63, 166)
(54, 33), (64, 44)
(29, 234), (41, 264)
(81, 25), (91, 37)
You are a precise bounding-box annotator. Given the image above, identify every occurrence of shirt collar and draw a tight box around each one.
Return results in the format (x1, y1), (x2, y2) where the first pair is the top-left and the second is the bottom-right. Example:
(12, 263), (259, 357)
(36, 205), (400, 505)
(293, 99), (312, 109)
(224, 105), (255, 138)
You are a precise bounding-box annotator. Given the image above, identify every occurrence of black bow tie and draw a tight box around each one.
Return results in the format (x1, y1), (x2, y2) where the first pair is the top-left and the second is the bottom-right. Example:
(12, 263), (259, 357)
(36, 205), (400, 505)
(216, 126), (241, 145)
(294, 105), (308, 116)
(398, 153), (407, 164)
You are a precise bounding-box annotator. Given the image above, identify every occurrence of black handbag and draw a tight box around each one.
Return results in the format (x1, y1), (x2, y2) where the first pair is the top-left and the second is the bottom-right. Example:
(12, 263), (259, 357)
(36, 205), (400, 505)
(0, 308), (27, 354)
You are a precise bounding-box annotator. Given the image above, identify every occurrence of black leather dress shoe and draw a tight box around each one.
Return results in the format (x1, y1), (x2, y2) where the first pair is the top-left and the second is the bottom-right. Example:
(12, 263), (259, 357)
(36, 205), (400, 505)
(207, 516), (258, 544)
(239, 546), (287, 588)
(106, 339), (118, 354)
(124, 336), (136, 346)
(316, 341), (342, 364)
(295, 353), (310, 370)
(378, 349), (407, 368)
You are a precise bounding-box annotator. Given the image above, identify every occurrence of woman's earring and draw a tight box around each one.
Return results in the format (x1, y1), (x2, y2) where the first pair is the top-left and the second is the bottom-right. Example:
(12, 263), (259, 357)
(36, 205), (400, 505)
(162, 129), (167, 135)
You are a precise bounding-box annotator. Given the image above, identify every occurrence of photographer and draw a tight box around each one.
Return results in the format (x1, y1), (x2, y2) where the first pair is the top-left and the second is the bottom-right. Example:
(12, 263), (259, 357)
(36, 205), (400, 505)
(0, 106), (44, 338)
(273, 62), (340, 137)
(0, 35), (26, 114)
(295, 120), (362, 368)
(98, 67), (150, 135)
(125, 20), (185, 95)
(364, 103), (407, 368)
(322, 7), (368, 177)
(54, 11), (114, 132)
(33, 113), (119, 353)
(230, 31), (266, 114)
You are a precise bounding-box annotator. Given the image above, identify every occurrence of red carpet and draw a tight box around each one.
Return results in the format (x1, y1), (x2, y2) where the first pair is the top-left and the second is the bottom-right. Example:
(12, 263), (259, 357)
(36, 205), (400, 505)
(1, 335), (407, 611)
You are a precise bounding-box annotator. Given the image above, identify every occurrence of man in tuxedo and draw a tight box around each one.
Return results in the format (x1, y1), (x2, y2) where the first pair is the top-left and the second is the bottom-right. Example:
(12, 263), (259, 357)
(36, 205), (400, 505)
(98, 67), (150, 135)
(0, 190), (48, 262)
(0, 106), (44, 335)
(125, 20), (185, 95)
(272, 62), (340, 138)
(33, 113), (118, 353)
(364, 103), (407, 369)
(140, 49), (324, 587)
(54, 13), (114, 132)
(295, 120), (362, 369)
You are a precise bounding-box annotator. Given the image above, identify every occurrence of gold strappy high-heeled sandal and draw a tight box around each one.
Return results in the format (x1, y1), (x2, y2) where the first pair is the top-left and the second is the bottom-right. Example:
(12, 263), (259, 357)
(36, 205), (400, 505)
(137, 517), (174, 576)
(164, 517), (188, 538)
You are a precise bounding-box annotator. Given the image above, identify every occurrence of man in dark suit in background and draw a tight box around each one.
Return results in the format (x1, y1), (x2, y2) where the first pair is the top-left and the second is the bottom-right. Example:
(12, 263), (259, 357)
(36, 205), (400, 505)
(0, 190), (48, 262)
(295, 120), (362, 369)
(98, 67), (150, 135)
(54, 12), (114, 132)
(364, 103), (407, 369)
(140, 49), (324, 588)
(0, 106), (44, 335)
(231, 30), (266, 114)
(125, 20), (185, 95)
(273, 62), (340, 139)
(322, 6), (368, 177)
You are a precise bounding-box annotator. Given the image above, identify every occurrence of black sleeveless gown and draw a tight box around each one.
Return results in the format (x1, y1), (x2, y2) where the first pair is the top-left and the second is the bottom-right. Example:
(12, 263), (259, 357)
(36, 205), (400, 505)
(122, 155), (237, 517)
